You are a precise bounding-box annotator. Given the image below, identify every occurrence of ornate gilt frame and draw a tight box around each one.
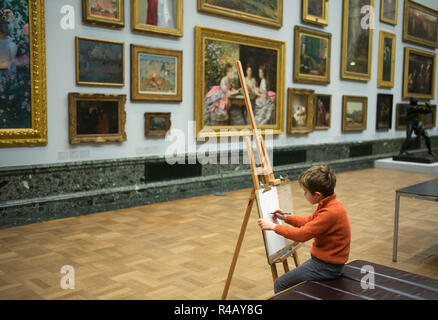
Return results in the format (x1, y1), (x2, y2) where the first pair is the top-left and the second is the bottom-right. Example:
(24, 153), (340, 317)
(82, 0), (125, 27)
(0, 0), (47, 147)
(302, 0), (329, 26)
(380, 0), (398, 25)
(287, 88), (315, 134)
(403, 0), (438, 48)
(314, 93), (331, 130)
(198, 0), (283, 29)
(342, 95), (368, 132)
(132, 0), (183, 37)
(403, 47), (436, 100)
(68, 93), (127, 144)
(145, 112), (171, 137)
(377, 30), (396, 89)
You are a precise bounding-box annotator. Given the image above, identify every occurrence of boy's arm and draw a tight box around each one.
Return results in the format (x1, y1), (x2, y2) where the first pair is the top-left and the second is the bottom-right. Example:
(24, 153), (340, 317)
(283, 211), (315, 227)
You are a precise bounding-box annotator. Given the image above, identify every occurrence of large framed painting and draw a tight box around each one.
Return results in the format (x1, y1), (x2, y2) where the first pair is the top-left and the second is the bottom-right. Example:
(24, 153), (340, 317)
(403, 47), (436, 100)
(145, 112), (171, 137)
(198, 0), (283, 29)
(0, 0), (47, 147)
(287, 88), (314, 134)
(380, 0), (398, 25)
(294, 26), (331, 85)
(314, 93), (331, 129)
(403, 0), (438, 48)
(82, 0), (125, 27)
(68, 93), (127, 144)
(76, 36), (124, 87)
(131, 44), (182, 102)
(376, 93), (393, 131)
(342, 95), (367, 132)
(377, 31), (396, 89)
(195, 26), (285, 138)
(341, 0), (374, 82)
(302, 0), (329, 26)
(132, 0), (183, 37)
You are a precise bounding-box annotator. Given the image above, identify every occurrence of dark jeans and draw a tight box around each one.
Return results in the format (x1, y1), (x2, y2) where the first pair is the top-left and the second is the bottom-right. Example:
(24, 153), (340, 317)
(274, 255), (345, 293)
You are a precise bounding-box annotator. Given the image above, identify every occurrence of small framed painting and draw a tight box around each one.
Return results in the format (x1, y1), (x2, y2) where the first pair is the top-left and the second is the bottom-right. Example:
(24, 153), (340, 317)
(314, 94), (331, 129)
(376, 93), (393, 131)
(131, 44), (182, 102)
(377, 31), (396, 89)
(342, 95), (367, 132)
(421, 104), (436, 129)
(380, 0), (398, 25)
(68, 93), (127, 144)
(82, 0), (125, 27)
(287, 88), (314, 134)
(395, 103), (408, 130)
(302, 0), (329, 26)
(145, 112), (171, 137)
(76, 37), (124, 87)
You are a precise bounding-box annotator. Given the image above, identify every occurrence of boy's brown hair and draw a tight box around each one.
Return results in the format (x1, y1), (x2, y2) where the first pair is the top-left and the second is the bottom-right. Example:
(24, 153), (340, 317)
(298, 165), (336, 197)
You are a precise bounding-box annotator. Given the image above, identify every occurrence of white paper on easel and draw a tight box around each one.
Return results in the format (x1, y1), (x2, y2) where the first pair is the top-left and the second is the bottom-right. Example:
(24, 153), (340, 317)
(256, 187), (288, 257)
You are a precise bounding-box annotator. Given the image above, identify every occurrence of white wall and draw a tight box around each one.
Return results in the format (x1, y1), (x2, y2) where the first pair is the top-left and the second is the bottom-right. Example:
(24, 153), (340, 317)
(0, 0), (437, 168)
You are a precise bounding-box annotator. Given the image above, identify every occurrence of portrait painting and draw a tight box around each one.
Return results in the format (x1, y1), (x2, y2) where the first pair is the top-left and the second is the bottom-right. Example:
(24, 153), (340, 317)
(314, 94), (331, 129)
(342, 95), (367, 132)
(302, 0), (329, 26)
(294, 26), (331, 85)
(83, 0), (125, 27)
(380, 0), (398, 25)
(68, 93), (126, 144)
(0, 0), (47, 147)
(376, 94), (393, 131)
(287, 88), (314, 134)
(403, 0), (438, 48)
(403, 47), (436, 100)
(132, 0), (183, 37)
(377, 31), (396, 88)
(195, 26), (285, 137)
(131, 45), (182, 101)
(76, 37), (124, 87)
(341, 0), (374, 82)
(198, 0), (283, 28)
(145, 112), (171, 137)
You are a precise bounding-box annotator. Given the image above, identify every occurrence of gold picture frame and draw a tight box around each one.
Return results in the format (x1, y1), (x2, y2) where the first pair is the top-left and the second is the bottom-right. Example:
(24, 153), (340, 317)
(0, 0), (47, 147)
(342, 95), (367, 132)
(145, 112), (171, 137)
(422, 105), (436, 129)
(403, 0), (438, 48)
(198, 0), (283, 29)
(68, 93), (127, 144)
(294, 26), (331, 85)
(302, 0), (329, 26)
(82, 0), (125, 27)
(403, 47), (436, 100)
(380, 0), (398, 25)
(132, 0), (183, 37)
(314, 94), (331, 130)
(377, 30), (396, 89)
(131, 44), (182, 102)
(287, 88), (314, 134)
(341, 0), (374, 82)
(195, 26), (285, 138)
(395, 103), (436, 130)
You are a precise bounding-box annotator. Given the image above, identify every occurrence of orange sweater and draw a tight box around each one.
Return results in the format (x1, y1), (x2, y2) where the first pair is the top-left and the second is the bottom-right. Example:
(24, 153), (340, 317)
(274, 193), (351, 265)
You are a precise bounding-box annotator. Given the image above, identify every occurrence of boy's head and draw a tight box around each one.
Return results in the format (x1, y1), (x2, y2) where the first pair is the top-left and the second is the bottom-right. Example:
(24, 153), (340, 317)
(298, 165), (336, 203)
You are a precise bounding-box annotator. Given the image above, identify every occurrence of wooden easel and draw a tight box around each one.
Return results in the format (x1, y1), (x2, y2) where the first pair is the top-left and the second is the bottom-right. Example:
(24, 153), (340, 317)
(221, 61), (301, 300)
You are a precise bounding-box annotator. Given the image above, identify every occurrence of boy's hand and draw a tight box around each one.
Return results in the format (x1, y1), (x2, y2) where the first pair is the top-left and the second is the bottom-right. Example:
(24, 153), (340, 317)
(271, 209), (286, 221)
(258, 219), (276, 231)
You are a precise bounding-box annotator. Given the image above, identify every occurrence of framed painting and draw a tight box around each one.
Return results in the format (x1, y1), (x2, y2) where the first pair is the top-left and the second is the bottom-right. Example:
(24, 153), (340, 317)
(422, 105), (436, 129)
(380, 0), (398, 25)
(82, 0), (125, 27)
(132, 0), (183, 37)
(68, 93), (127, 144)
(302, 0), (329, 26)
(131, 44), (182, 102)
(377, 31), (396, 89)
(403, 0), (438, 48)
(395, 103), (408, 130)
(145, 112), (171, 137)
(403, 47), (436, 100)
(294, 26), (331, 85)
(195, 26), (285, 138)
(76, 37), (124, 87)
(0, 0), (47, 147)
(198, 0), (283, 29)
(314, 94), (331, 129)
(342, 95), (367, 132)
(287, 88), (314, 134)
(376, 93), (393, 131)
(341, 0), (374, 82)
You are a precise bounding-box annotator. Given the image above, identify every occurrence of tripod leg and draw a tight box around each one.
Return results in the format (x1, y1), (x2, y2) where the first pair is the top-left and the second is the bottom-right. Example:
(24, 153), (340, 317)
(271, 264), (279, 280)
(282, 260), (290, 273)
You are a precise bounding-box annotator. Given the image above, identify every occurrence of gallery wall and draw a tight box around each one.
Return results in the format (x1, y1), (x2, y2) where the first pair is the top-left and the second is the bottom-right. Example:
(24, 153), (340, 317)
(0, 0), (437, 168)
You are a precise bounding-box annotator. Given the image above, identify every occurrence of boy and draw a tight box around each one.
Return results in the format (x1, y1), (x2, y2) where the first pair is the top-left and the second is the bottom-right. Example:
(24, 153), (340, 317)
(258, 165), (351, 293)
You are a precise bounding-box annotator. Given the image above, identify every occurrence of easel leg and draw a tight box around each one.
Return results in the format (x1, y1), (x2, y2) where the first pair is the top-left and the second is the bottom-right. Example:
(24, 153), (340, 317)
(282, 260), (289, 273)
(221, 189), (256, 300)
(270, 264), (278, 281)
(292, 251), (300, 267)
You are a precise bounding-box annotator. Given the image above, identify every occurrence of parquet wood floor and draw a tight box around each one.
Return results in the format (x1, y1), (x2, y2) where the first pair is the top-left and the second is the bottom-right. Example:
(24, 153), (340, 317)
(0, 168), (437, 300)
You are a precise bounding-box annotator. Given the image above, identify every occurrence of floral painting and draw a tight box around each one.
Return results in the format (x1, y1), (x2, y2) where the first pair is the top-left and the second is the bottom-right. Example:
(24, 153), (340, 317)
(0, 2), (31, 129)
